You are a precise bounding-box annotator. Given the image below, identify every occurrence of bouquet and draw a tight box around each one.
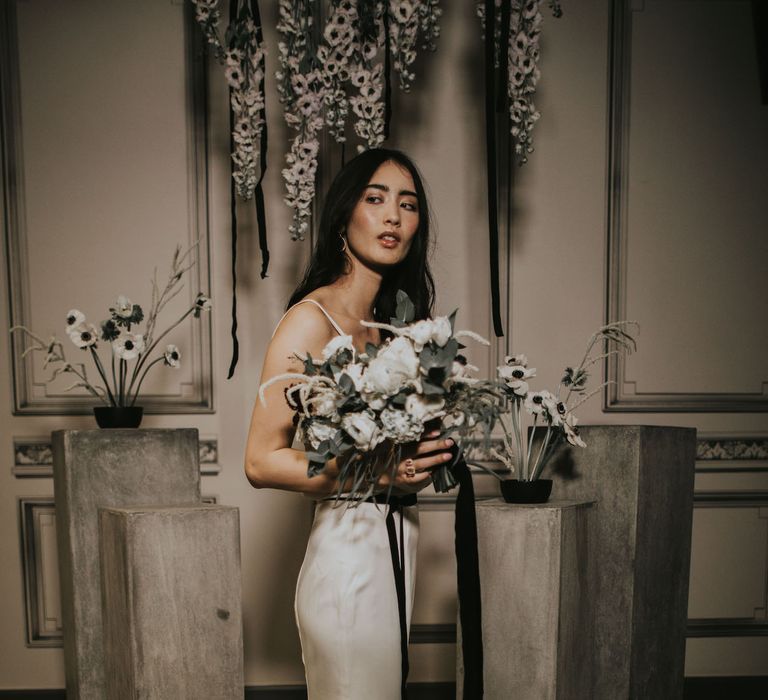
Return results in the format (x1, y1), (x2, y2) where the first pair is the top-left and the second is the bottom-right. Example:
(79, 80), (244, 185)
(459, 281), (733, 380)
(10, 244), (211, 407)
(259, 291), (501, 499)
(491, 321), (638, 482)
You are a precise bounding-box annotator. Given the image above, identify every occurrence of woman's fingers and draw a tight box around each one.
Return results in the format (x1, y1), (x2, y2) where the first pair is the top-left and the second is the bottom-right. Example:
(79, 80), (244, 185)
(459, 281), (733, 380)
(414, 437), (454, 456)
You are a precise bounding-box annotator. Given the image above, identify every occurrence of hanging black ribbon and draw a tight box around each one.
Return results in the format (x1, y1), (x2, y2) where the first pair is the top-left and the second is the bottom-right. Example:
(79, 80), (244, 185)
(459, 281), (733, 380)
(454, 455), (484, 699)
(383, 5), (393, 140)
(226, 0), (269, 379)
(251, 0), (269, 281)
(485, 0), (504, 337)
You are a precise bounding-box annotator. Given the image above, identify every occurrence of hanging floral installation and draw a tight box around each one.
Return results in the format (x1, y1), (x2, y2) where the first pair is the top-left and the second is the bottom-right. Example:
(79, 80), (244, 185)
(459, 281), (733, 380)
(190, 0), (563, 372)
(475, 0), (563, 340)
(477, 0), (562, 164)
(276, 0), (443, 240)
(192, 0), (269, 377)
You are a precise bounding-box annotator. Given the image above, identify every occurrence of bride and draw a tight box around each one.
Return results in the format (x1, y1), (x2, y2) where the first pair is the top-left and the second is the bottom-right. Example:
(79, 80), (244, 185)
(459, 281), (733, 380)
(244, 148), (454, 699)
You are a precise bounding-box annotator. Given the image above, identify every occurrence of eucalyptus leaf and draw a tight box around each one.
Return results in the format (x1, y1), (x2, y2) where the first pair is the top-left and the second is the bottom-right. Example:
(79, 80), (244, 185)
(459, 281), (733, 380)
(395, 289), (415, 323)
(365, 342), (379, 358)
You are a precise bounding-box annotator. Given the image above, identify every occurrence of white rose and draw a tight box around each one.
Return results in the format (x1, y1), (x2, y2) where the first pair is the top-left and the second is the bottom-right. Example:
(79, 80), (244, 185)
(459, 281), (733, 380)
(405, 317), (452, 350)
(341, 411), (384, 451)
(304, 421), (337, 450)
(405, 394), (446, 423)
(322, 334), (356, 361)
(364, 337), (419, 396)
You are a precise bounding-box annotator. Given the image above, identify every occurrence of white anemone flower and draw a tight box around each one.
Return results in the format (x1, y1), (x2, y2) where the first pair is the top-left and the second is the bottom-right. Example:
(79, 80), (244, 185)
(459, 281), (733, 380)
(341, 411), (384, 451)
(65, 310), (85, 334)
(563, 413), (586, 448)
(164, 344), (181, 368)
(498, 364), (536, 396)
(504, 353), (528, 367)
(114, 295), (133, 319)
(524, 389), (557, 418)
(113, 332), (145, 360)
(69, 324), (98, 349)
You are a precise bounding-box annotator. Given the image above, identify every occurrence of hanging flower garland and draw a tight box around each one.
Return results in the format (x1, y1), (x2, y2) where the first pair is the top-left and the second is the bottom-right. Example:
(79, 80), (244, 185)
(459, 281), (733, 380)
(477, 0), (562, 164)
(192, 0), (267, 199)
(277, 0), (442, 241)
(192, 0), (270, 378)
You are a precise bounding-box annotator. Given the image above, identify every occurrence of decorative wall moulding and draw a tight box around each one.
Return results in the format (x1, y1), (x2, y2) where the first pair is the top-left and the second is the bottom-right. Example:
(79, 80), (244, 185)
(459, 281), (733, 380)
(19, 499), (63, 647)
(12, 437), (220, 477)
(603, 0), (768, 412)
(695, 435), (768, 472)
(688, 490), (768, 638)
(1, 1), (214, 415)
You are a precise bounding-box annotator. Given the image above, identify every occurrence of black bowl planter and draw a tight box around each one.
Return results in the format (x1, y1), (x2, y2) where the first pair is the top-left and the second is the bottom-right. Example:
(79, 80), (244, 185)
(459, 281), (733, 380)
(500, 478), (553, 504)
(93, 406), (144, 429)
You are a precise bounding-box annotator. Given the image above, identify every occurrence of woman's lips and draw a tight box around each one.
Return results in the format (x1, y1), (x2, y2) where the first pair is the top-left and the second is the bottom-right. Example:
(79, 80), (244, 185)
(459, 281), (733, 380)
(378, 233), (400, 248)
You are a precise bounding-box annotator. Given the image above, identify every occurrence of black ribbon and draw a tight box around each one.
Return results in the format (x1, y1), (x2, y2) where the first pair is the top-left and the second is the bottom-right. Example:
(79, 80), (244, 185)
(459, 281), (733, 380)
(454, 456), (484, 699)
(485, 0), (504, 337)
(383, 5), (393, 140)
(376, 492), (417, 699)
(226, 0), (269, 379)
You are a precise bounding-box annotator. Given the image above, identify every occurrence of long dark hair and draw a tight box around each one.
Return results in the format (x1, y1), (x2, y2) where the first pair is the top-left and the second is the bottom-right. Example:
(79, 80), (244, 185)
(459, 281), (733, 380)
(287, 148), (435, 324)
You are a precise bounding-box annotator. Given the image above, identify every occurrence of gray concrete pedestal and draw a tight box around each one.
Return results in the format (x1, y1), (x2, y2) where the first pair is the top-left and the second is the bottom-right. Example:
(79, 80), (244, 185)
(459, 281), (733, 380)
(458, 499), (595, 700)
(541, 425), (696, 699)
(99, 505), (243, 700)
(52, 429), (200, 700)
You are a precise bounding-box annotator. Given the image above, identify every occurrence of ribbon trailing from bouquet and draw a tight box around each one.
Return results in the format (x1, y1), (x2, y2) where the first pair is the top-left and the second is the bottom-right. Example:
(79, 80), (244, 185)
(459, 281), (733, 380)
(454, 454), (484, 699)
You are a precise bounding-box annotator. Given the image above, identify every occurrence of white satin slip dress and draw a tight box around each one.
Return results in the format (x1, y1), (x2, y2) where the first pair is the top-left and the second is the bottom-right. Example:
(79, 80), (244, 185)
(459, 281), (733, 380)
(273, 299), (419, 700)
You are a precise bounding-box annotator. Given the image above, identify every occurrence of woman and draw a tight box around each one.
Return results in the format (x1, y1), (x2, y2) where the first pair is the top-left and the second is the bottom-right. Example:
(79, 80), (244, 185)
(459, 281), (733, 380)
(244, 148), (455, 699)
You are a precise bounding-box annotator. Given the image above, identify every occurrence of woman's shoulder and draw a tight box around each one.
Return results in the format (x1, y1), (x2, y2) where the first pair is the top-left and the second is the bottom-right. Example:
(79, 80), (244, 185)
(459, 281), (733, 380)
(271, 295), (339, 350)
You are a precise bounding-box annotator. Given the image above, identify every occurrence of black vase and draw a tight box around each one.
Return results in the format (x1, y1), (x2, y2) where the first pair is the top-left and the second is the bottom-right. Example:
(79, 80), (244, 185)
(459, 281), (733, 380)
(93, 406), (144, 429)
(500, 478), (553, 504)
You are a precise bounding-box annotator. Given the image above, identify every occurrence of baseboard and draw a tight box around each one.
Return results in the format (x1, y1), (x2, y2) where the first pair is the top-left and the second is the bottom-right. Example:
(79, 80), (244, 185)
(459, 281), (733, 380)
(2, 677), (767, 699)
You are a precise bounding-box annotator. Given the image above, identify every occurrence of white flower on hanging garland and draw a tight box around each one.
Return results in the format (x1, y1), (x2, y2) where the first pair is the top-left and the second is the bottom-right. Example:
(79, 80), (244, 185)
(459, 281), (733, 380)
(191, 0), (267, 200)
(277, 0), (441, 241)
(477, 0), (563, 164)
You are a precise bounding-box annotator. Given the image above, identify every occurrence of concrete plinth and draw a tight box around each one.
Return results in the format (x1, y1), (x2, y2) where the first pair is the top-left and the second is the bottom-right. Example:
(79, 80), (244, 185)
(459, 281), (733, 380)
(459, 500), (595, 700)
(541, 425), (696, 700)
(99, 505), (243, 700)
(52, 429), (200, 700)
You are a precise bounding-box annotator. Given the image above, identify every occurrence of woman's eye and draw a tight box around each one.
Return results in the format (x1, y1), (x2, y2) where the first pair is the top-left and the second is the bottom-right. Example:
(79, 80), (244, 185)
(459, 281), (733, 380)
(366, 195), (382, 204)
(401, 201), (417, 212)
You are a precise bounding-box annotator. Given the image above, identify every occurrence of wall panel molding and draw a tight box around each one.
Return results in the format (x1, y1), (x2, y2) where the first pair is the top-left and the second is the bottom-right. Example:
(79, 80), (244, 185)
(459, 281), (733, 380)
(18, 499), (63, 647)
(603, 0), (768, 412)
(1, 0), (214, 415)
(12, 436), (220, 477)
(687, 490), (768, 637)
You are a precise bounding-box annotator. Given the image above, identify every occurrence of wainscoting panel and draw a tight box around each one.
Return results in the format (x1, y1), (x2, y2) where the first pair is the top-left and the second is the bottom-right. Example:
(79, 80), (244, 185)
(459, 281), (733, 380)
(604, 0), (768, 412)
(1, 0), (214, 414)
(19, 499), (63, 647)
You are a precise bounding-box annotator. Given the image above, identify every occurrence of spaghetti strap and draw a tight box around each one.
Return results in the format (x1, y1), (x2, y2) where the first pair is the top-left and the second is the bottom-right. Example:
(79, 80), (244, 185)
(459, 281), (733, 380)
(271, 298), (345, 338)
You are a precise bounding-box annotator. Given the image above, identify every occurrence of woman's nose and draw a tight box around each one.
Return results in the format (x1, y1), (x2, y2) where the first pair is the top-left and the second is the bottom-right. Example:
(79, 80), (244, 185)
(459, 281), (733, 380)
(384, 203), (401, 226)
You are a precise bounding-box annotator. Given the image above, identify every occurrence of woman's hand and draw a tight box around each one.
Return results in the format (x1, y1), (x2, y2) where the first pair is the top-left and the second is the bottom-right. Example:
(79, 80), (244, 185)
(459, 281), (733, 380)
(377, 430), (455, 494)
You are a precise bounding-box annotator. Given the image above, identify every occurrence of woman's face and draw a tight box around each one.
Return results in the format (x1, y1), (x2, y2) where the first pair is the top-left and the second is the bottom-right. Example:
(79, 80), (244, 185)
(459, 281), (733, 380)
(345, 160), (420, 270)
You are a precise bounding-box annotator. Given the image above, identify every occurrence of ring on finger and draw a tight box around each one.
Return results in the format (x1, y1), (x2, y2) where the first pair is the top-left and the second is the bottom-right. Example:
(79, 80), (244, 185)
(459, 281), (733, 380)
(404, 458), (416, 477)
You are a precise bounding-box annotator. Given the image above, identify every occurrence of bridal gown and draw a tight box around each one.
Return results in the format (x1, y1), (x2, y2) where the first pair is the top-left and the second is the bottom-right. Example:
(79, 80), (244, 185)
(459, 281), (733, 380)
(274, 299), (420, 700)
